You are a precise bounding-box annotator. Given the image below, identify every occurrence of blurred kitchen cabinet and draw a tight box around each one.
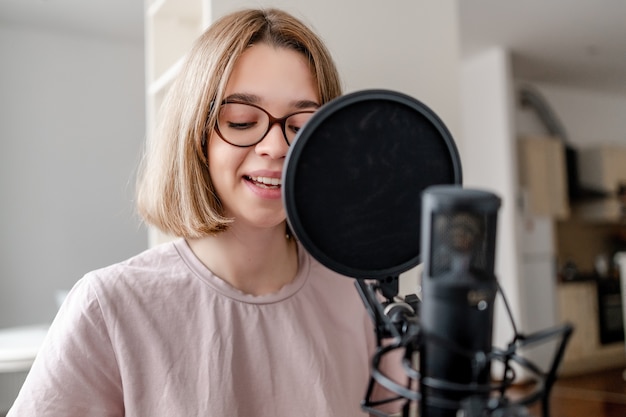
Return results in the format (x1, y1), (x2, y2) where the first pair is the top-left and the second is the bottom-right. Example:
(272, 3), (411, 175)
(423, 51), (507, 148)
(574, 144), (626, 222)
(556, 281), (625, 375)
(578, 144), (626, 193)
(518, 136), (570, 219)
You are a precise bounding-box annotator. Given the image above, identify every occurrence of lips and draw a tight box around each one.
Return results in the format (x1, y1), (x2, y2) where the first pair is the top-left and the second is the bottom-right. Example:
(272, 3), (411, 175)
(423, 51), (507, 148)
(245, 175), (282, 188)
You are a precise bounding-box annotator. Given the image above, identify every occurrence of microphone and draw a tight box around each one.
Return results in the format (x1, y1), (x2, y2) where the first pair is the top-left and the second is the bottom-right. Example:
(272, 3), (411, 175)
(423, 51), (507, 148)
(419, 186), (500, 417)
(281, 89), (574, 417)
(358, 185), (573, 417)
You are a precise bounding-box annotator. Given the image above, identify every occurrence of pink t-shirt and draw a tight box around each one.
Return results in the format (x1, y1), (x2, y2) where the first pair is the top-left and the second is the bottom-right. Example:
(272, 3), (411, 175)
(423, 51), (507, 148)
(8, 239), (388, 416)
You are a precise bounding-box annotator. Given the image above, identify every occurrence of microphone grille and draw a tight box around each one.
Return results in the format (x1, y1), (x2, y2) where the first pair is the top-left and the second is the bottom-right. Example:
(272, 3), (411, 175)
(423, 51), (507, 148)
(422, 186), (501, 280)
(430, 210), (489, 277)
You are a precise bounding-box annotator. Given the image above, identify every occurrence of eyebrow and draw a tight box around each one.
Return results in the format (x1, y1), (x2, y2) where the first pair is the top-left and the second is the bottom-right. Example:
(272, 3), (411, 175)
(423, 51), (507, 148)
(223, 93), (320, 110)
(293, 99), (321, 110)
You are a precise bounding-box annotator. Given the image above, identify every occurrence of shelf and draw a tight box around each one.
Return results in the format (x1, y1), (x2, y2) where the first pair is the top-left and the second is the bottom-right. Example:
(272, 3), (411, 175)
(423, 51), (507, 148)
(572, 198), (625, 223)
(147, 0), (201, 21)
(144, 0), (208, 248)
(148, 54), (185, 97)
(145, 0), (203, 85)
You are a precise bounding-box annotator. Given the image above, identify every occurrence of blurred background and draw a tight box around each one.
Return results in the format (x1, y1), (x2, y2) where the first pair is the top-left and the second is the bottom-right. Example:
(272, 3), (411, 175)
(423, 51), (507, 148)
(1, 0), (626, 414)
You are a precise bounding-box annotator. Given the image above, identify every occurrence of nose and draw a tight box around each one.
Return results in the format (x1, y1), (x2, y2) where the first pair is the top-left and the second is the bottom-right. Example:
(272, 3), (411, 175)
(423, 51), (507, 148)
(254, 122), (289, 159)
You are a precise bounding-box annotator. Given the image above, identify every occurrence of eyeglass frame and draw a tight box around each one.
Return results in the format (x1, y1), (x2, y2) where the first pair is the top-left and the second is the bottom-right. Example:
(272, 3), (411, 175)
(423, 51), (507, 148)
(211, 100), (317, 148)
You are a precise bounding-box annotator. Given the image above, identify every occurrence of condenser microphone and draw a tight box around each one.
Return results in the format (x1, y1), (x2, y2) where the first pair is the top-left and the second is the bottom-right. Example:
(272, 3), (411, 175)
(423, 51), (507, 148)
(282, 89), (573, 417)
(419, 186), (501, 417)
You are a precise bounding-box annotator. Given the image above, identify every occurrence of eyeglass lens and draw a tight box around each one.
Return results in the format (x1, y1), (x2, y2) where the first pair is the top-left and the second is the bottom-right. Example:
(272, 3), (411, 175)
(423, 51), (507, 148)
(216, 103), (314, 147)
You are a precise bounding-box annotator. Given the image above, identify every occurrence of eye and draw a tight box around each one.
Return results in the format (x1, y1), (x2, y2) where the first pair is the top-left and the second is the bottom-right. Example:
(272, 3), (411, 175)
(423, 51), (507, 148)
(286, 123), (302, 134)
(286, 112), (314, 134)
(219, 103), (264, 131)
(227, 121), (258, 130)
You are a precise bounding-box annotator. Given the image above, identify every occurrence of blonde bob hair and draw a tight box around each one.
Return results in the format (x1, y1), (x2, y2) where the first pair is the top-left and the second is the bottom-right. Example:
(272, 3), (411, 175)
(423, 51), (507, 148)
(137, 8), (342, 238)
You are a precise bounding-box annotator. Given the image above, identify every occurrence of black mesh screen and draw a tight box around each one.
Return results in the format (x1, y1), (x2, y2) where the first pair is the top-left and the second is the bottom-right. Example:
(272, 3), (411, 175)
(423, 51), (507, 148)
(284, 91), (461, 279)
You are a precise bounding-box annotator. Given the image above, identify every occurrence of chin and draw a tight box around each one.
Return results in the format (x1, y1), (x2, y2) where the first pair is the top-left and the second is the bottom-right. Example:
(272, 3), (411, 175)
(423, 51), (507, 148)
(235, 213), (287, 232)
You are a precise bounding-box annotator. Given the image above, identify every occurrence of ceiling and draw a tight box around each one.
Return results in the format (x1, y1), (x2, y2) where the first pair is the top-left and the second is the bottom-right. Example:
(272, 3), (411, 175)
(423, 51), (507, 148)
(458, 1), (626, 94)
(0, 0), (625, 94)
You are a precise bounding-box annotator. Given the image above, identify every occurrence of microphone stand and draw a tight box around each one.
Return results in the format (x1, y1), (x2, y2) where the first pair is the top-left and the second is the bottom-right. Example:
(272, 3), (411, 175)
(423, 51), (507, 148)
(356, 277), (419, 417)
(355, 278), (573, 417)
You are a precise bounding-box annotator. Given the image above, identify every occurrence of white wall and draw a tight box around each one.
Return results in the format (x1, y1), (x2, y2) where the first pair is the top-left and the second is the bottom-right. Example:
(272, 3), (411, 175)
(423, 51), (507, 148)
(0, 23), (147, 328)
(460, 48), (524, 348)
(516, 81), (626, 148)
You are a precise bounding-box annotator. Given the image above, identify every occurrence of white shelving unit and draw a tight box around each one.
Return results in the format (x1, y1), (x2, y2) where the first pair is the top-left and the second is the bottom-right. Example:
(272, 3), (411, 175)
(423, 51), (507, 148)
(144, 0), (210, 247)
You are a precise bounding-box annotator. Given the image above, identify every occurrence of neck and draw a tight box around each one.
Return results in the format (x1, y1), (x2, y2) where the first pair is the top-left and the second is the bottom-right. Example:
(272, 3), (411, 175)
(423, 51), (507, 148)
(187, 223), (298, 296)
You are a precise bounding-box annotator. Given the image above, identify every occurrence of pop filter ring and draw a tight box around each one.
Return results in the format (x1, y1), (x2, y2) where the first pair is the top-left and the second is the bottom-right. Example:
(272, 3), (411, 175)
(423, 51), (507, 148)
(283, 89), (462, 280)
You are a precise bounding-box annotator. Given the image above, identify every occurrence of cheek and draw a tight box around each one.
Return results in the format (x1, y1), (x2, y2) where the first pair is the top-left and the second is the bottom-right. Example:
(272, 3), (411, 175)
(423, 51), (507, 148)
(207, 135), (247, 186)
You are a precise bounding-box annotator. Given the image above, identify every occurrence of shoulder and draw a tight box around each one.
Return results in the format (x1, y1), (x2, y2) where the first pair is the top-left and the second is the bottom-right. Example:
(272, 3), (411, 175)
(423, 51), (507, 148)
(94, 239), (182, 276)
(84, 239), (185, 288)
(72, 239), (199, 314)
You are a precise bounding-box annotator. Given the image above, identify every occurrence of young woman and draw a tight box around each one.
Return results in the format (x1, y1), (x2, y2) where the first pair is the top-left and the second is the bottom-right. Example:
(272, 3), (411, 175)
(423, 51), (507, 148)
(8, 8), (398, 417)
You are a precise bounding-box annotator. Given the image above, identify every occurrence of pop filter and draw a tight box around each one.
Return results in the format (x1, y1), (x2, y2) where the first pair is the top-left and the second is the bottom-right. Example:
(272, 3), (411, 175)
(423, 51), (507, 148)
(282, 89), (462, 280)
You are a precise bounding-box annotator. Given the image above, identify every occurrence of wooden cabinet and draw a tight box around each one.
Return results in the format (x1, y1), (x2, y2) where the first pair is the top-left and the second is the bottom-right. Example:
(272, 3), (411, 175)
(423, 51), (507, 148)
(573, 144), (626, 222)
(556, 281), (625, 375)
(578, 144), (626, 193)
(517, 136), (569, 219)
(517, 140), (626, 375)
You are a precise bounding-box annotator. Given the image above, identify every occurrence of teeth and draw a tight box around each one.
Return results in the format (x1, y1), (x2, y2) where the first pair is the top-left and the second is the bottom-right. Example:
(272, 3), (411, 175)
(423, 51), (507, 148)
(250, 176), (281, 186)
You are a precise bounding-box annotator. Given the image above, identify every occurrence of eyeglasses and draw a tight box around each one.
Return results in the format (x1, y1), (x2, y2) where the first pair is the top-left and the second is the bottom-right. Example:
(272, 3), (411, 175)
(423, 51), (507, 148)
(214, 101), (316, 147)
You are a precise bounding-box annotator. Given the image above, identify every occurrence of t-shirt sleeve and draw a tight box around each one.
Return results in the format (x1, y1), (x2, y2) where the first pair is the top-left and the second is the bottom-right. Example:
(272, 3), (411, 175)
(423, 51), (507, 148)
(7, 275), (124, 417)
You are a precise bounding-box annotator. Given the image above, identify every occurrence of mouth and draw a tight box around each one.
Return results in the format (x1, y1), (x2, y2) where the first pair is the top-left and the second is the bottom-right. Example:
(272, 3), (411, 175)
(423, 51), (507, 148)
(244, 175), (282, 189)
